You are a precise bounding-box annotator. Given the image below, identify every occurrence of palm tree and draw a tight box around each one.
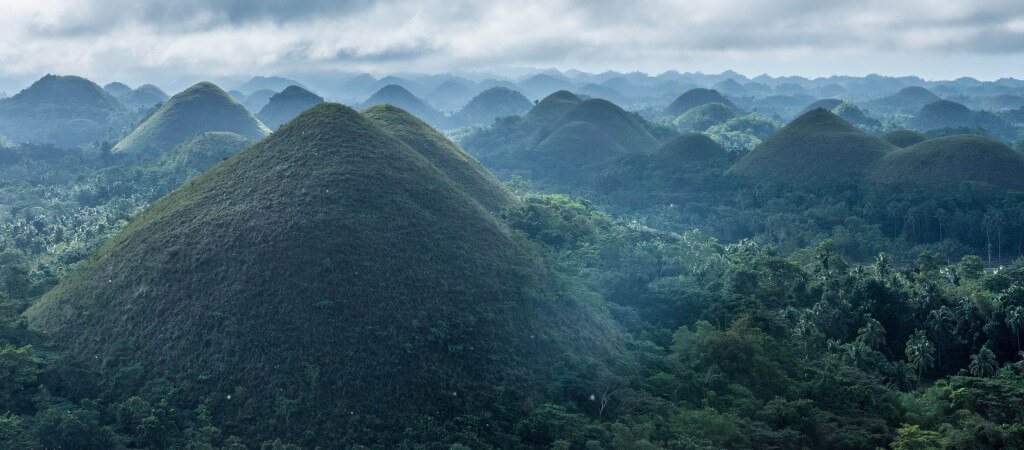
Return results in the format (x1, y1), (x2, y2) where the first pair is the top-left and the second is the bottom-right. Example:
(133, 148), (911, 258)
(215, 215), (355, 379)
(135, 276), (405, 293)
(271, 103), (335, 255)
(856, 317), (886, 350)
(969, 346), (997, 377)
(1006, 306), (1024, 352)
(905, 330), (935, 388)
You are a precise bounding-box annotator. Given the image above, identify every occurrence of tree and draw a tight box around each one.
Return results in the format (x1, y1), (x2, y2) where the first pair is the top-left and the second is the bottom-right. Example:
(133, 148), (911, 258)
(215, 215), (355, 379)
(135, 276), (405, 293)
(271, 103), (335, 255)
(891, 424), (942, 450)
(905, 330), (935, 388)
(856, 317), (886, 350)
(969, 346), (997, 377)
(1007, 306), (1024, 352)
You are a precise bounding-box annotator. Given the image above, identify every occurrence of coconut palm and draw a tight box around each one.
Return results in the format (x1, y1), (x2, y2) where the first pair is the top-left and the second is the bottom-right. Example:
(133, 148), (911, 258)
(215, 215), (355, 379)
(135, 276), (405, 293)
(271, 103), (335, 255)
(1006, 306), (1024, 351)
(856, 317), (886, 350)
(969, 346), (997, 377)
(905, 330), (935, 388)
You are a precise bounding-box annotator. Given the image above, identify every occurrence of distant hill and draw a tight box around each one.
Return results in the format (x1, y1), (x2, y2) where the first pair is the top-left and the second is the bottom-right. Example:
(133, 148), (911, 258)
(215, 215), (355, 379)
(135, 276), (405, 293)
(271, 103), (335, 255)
(520, 90), (582, 129)
(256, 85), (324, 130)
(240, 88), (276, 113)
(867, 135), (1024, 190)
(361, 104), (515, 211)
(113, 82), (270, 157)
(360, 84), (448, 128)
(237, 75), (305, 95)
(664, 88), (738, 116)
(979, 93), (1024, 111)
(0, 74), (131, 148)
(26, 103), (619, 445)
(424, 79), (476, 111)
(118, 84), (169, 110)
(728, 109), (893, 183)
(450, 86), (532, 127)
(653, 132), (729, 165)
(672, 102), (738, 133)
(518, 73), (573, 99)
(800, 99), (843, 116)
(910, 100), (1018, 141)
(103, 82), (132, 97)
(577, 83), (630, 106)
(881, 129), (928, 147)
(832, 103), (881, 129)
(712, 78), (748, 97)
(871, 86), (940, 113)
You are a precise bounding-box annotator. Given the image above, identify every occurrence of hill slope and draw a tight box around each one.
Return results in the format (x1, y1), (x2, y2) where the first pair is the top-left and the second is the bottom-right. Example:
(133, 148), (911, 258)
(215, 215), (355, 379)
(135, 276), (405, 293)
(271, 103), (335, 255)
(867, 135), (1024, 190)
(361, 104), (515, 211)
(360, 84), (448, 128)
(256, 85), (324, 130)
(451, 86), (532, 127)
(654, 132), (729, 165)
(664, 88), (738, 116)
(881, 129), (928, 148)
(728, 109), (893, 183)
(113, 82), (270, 157)
(0, 74), (130, 147)
(118, 84), (169, 110)
(26, 103), (619, 445)
(555, 99), (660, 152)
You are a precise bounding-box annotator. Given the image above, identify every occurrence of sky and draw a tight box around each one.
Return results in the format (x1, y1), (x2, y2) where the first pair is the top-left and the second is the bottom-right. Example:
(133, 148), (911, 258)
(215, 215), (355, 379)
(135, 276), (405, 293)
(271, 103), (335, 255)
(2, 0), (1024, 90)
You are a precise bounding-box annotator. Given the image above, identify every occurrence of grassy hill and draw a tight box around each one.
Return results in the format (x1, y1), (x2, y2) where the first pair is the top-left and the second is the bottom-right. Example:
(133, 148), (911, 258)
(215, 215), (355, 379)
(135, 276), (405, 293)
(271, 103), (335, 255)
(0, 74), (131, 148)
(653, 132), (729, 165)
(113, 82), (270, 157)
(361, 104), (515, 211)
(800, 99), (843, 115)
(832, 102), (882, 129)
(664, 88), (738, 116)
(520, 90), (581, 128)
(25, 103), (620, 445)
(672, 102), (738, 133)
(103, 81), (132, 97)
(867, 134), (1024, 190)
(256, 85), (324, 130)
(159, 131), (253, 173)
(728, 108), (893, 183)
(531, 121), (627, 171)
(881, 129), (928, 147)
(360, 84), (448, 128)
(118, 84), (169, 110)
(910, 100), (1018, 141)
(871, 86), (941, 113)
(240, 88), (276, 113)
(451, 86), (532, 127)
(555, 99), (660, 152)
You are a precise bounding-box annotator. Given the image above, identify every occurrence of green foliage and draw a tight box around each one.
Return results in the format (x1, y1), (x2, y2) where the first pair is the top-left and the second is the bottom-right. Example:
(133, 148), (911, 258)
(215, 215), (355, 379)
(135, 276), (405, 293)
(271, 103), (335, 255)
(671, 102), (737, 133)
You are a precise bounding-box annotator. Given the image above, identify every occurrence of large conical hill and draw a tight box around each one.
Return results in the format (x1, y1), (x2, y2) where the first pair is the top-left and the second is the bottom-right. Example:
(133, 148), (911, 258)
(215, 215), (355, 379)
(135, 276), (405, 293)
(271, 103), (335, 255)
(520, 90), (581, 127)
(361, 104), (515, 211)
(360, 84), (448, 128)
(664, 88), (738, 116)
(451, 86), (532, 127)
(867, 135), (1024, 190)
(554, 98), (660, 152)
(728, 108), (893, 183)
(26, 103), (618, 445)
(113, 82), (270, 157)
(0, 74), (130, 147)
(118, 84), (169, 110)
(532, 121), (627, 168)
(256, 85), (324, 130)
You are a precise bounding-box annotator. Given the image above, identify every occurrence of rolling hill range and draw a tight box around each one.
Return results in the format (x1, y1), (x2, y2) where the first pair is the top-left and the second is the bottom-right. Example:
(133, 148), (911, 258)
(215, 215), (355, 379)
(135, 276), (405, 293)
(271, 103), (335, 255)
(256, 85), (324, 130)
(728, 108), (894, 183)
(113, 82), (270, 157)
(867, 134), (1024, 190)
(0, 74), (131, 148)
(450, 86), (532, 127)
(25, 103), (619, 445)
(360, 84), (448, 128)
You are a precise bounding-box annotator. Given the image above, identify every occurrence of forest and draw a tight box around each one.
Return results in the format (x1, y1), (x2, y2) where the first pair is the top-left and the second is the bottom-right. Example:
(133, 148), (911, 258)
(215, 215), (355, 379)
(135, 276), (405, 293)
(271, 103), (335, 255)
(0, 67), (1022, 449)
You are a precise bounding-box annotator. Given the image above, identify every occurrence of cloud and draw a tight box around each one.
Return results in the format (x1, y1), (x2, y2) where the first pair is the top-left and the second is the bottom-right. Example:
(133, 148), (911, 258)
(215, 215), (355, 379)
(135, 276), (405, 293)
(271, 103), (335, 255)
(1, 0), (1023, 86)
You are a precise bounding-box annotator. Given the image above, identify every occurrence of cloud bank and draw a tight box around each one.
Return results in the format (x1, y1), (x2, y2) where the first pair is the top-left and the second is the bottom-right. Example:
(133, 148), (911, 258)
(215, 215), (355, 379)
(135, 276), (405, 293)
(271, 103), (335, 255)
(2, 0), (1024, 87)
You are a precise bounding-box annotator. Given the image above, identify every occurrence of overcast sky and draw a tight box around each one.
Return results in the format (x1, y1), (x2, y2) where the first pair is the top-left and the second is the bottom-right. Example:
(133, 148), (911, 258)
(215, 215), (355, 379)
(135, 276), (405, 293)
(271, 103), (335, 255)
(3, 0), (1024, 89)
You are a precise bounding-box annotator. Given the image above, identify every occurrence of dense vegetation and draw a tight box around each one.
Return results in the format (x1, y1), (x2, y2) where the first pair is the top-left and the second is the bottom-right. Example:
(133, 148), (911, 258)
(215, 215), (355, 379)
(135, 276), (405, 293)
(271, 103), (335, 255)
(1, 69), (1024, 447)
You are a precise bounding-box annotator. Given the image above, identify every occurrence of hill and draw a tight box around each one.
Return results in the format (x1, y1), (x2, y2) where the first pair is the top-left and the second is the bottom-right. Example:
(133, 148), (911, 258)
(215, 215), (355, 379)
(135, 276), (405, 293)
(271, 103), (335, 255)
(555, 98), (660, 152)
(256, 85), (324, 130)
(520, 90), (581, 128)
(361, 104), (515, 211)
(664, 88), (738, 116)
(240, 88), (276, 113)
(867, 135), (1024, 190)
(103, 81), (131, 97)
(26, 103), (618, 445)
(531, 121), (627, 171)
(113, 82), (270, 157)
(425, 79), (475, 111)
(159, 131), (253, 173)
(118, 84), (169, 110)
(672, 102), (738, 133)
(237, 75), (304, 94)
(360, 84), (448, 128)
(871, 86), (940, 113)
(653, 132), (729, 165)
(881, 129), (928, 147)
(0, 74), (130, 147)
(450, 86), (532, 127)
(910, 100), (1018, 141)
(728, 108), (893, 183)
(832, 102), (881, 129)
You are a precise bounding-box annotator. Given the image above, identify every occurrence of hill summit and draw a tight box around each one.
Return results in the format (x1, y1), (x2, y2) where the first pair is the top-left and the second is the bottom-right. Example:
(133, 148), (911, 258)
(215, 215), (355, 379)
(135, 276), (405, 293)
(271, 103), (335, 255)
(664, 88), (738, 116)
(728, 108), (893, 183)
(360, 84), (448, 128)
(26, 103), (618, 445)
(113, 82), (270, 157)
(256, 85), (324, 130)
